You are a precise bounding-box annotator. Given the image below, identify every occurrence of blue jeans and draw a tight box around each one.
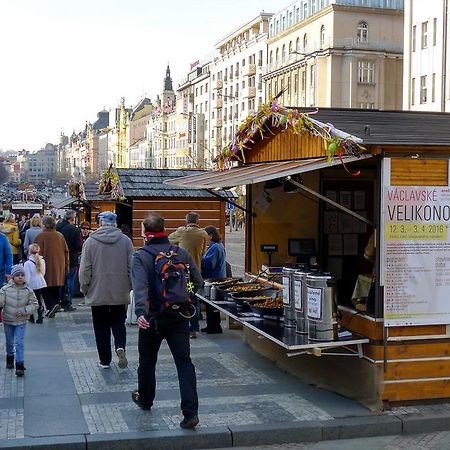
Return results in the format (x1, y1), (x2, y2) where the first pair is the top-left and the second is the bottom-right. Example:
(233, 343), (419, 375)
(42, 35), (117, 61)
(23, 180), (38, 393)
(138, 314), (198, 417)
(61, 266), (77, 307)
(4, 324), (26, 363)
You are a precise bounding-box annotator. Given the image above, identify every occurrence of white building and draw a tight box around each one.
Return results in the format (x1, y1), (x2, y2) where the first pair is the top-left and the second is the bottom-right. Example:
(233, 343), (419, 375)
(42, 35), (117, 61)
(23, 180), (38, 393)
(403, 0), (450, 111)
(25, 144), (58, 182)
(210, 13), (273, 157)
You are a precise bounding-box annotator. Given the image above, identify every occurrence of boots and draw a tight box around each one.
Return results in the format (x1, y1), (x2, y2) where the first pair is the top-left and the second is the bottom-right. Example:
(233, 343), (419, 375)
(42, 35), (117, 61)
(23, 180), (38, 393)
(6, 355), (14, 369)
(28, 314), (35, 323)
(36, 305), (44, 324)
(15, 362), (25, 377)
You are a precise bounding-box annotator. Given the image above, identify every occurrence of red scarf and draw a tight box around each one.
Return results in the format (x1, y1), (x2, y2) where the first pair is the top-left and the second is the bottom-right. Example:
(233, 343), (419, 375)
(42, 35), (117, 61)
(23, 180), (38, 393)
(143, 231), (166, 242)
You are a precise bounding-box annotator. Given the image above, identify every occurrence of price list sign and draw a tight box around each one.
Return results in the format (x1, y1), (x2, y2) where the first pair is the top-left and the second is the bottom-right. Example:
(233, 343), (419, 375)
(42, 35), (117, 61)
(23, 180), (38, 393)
(383, 186), (450, 326)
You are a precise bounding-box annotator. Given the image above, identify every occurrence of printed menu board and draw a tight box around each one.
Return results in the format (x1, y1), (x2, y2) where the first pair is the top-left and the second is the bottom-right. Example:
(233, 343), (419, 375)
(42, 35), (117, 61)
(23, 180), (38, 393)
(383, 186), (450, 326)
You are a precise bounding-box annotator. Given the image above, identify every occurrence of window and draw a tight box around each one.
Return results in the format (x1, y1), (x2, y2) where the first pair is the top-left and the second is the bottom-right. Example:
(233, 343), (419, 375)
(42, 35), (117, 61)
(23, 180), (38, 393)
(269, 50), (273, 63)
(357, 21), (368, 43)
(287, 76), (291, 95)
(310, 65), (315, 87)
(303, 33), (308, 52)
(412, 25), (416, 52)
(282, 44), (286, 61)
(289, 41), (293, 55)
(421, 22), (428, 49)
(320, 25), (325, 48)
(358, 61), (375, 83)
(296, 37), (300, 52)
(432, 73), (436, 102)
(294, 73), (299, 93)
(420, 75), (427, 103)
(359, 103), (375, 109)
(433, 18), (437, 46)
(276, 48), (279, 61)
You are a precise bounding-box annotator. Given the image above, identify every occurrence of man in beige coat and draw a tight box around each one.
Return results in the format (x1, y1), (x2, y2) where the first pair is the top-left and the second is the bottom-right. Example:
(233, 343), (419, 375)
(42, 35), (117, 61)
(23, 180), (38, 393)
(79, 211), (134, 369)
(168, 211), (208, 338)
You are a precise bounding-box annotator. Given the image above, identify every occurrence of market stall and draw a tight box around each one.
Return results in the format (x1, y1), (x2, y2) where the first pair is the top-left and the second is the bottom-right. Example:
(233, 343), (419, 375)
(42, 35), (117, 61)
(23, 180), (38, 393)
(167, 101), (450, 408)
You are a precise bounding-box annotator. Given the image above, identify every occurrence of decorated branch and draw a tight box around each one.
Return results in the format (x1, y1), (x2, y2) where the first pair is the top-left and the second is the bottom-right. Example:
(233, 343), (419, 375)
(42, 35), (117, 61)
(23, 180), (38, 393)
(216, 94), (366, 172)
(97, 164), (124, 200)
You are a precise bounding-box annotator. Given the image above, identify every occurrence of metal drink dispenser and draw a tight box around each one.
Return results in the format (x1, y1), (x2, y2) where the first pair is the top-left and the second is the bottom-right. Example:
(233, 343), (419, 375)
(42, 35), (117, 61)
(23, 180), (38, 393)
(283, 265), (306, 328)
(306, 272), (337, 341)
(294, 268), (311, 335)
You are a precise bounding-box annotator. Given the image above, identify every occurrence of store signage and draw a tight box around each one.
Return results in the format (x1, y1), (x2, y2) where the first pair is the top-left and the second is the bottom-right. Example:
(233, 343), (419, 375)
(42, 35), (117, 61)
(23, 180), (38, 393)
(260, 244), (278, 252)
(382, 185), (450, 326)
(307, 287), (322, 320)
(294, 280), (302, 312)
(282, 276), (290, 305)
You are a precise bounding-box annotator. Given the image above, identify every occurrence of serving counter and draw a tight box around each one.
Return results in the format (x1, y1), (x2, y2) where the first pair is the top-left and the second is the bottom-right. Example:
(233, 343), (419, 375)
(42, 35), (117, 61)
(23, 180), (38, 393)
(196, 291), (369, 357)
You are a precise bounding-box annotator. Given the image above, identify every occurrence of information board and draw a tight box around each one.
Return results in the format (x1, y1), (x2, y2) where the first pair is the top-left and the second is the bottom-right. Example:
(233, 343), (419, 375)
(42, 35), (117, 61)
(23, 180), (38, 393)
(383, 186), (450, 326)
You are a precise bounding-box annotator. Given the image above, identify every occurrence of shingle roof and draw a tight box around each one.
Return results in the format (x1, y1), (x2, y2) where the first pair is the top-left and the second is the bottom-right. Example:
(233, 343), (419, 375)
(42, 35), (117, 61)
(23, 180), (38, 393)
(295, 108), (450, 146)
(115, 168), (234, 199)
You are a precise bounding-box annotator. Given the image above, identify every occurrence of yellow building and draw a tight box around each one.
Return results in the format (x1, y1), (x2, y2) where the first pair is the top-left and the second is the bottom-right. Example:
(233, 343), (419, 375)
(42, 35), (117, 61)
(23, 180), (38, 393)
(263, 1), (404, 109)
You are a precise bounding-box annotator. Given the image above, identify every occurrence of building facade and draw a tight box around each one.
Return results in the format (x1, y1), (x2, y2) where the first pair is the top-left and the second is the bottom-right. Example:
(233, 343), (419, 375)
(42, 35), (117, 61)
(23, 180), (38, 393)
(25, 143), (58, 182)
(210, 13), (272, 157)
(264, 0), (404, 109)
(403, 0), (450, 111)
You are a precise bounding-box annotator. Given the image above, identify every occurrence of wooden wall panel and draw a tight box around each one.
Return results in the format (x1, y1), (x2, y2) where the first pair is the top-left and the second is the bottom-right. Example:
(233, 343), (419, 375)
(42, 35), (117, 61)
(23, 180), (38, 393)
(390, 158), (448, 186)
(246, 130), (328, 163)
(389, 325), (447, 337)
(383, 379), (450, 402)
(364, 341), (450, 361)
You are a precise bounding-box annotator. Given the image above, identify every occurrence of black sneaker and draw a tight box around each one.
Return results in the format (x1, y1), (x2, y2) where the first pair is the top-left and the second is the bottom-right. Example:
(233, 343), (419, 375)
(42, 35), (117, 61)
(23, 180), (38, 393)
(180, 415), (199, 429)
(131, 390), (151, 411)
(48, 304), (60, 318)
(63, 306), (77, 312)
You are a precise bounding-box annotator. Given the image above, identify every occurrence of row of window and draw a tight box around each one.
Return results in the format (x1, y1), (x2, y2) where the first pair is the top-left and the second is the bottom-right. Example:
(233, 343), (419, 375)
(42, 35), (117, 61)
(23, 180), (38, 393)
(269, 22), (368, 64)
(213, 52), (264, 81)
(411, 74), (437, 105)
(412, 18), (438, 51)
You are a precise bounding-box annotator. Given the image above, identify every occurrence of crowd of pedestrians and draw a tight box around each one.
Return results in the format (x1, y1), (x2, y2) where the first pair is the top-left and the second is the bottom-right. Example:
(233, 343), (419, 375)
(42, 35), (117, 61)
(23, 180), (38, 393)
(0, 208), (229, 429)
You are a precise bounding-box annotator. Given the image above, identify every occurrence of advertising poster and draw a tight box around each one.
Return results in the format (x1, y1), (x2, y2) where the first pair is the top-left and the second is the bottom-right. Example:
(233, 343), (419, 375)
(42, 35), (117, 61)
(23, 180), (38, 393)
(383, 186), (450, 326)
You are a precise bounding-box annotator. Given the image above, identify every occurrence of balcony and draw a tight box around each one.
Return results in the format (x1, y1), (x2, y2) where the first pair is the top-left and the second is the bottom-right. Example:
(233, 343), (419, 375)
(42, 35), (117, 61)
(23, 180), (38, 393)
(243, 86), (256, 98)
(215, 98), (223, 108)
(243, 63), (256, 76)
(214, 79), (223, 89)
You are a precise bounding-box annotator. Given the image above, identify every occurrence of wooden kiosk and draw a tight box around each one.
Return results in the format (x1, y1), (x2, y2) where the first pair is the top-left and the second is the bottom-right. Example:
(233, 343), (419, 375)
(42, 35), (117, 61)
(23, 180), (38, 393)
(168, 104), (450, 409)
(84, 167), (232, 247)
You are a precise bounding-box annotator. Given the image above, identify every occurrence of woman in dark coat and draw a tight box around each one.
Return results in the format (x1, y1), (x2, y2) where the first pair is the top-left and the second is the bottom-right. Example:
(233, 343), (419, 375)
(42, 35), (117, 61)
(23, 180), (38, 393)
(34, 216), (69, 318)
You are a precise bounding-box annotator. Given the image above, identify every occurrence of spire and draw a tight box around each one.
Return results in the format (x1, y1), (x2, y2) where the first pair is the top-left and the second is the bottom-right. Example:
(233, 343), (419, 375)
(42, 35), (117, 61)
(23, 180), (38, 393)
(164, 64), (173, 91)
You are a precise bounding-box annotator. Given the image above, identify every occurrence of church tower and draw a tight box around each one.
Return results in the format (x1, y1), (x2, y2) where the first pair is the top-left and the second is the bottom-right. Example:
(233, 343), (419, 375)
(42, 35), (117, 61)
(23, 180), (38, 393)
(161, 64), (175, 112)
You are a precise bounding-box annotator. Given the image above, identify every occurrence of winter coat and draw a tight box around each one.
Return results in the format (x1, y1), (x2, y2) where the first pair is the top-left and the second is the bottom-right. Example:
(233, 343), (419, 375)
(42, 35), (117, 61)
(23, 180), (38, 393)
(1, 222), (21, 255)
(56, 220), (82, 267)
(0, 233), (13, 283)
(34, 229), (69, 287)
(0, 281), (38, 325)
(131, 236), (204, 318)
(23, 226), (43, 255)
(201, 242), (227, 279)
(79, 226), (134, 306)
(23, 254), (47, 290)
(168, 225), (208, 270)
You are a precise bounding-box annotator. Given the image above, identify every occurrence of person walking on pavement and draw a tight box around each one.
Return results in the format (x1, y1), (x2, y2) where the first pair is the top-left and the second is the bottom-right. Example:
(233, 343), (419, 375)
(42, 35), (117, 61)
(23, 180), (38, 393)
(23, 244), (47, 324)
(0, 231), (13, 287)
(23, 214), (43, 257)
(79, 211), (134, 370)
(56, 210), (82, 311)
(34, 215), (69, 318)
(0, 264), (38, 376)
(168, 211), (208, 338)
(1, 213), (22, 264)
(131, 212), (203, 429)
(201, 226), (227, 334)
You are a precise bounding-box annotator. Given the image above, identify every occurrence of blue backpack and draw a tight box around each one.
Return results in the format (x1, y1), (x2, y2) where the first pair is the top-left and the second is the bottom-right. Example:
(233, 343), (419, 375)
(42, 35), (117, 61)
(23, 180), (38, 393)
(141, 245), (194, 315)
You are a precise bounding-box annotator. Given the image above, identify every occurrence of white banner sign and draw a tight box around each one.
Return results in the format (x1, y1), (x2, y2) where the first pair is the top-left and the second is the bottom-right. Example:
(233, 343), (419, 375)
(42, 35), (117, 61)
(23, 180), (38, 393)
(383, 186), (450, 326)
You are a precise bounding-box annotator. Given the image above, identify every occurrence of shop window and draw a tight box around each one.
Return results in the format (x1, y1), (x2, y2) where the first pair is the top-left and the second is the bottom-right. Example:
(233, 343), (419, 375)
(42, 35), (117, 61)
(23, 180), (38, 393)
(357, 21), (368, 44)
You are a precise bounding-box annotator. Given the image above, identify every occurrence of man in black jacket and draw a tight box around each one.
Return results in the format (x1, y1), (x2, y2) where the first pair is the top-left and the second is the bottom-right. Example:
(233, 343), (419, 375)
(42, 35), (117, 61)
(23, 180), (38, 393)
(56, 210), (82, 311)
(131, 212), (203, 429)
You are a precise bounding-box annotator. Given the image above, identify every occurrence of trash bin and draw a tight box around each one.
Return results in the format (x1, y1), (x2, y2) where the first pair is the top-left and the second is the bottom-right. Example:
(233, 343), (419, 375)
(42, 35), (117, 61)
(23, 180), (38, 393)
(306, 272), (337, 341)
(294, 268), (311, 335)
(283, 264), (307, 328)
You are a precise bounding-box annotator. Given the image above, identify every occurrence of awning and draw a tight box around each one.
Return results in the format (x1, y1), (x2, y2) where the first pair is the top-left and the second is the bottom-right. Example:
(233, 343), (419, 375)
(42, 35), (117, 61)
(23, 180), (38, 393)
(165, 155), (372, 189)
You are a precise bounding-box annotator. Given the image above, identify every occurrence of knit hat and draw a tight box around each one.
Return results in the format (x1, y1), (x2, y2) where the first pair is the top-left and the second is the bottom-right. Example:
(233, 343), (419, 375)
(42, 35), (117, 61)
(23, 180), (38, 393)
(10, 265), (25, 278)
(98, 211), (117, 226)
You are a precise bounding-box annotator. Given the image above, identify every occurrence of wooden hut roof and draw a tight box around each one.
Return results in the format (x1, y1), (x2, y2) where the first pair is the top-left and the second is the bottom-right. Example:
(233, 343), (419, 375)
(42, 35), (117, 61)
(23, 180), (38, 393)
(115, 168), (234, 199)
(295, 108), (450, 147)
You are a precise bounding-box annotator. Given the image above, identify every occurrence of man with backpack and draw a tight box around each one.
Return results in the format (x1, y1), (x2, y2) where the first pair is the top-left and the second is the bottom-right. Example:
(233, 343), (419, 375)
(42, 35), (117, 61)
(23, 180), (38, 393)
(131, 212), (203, 429)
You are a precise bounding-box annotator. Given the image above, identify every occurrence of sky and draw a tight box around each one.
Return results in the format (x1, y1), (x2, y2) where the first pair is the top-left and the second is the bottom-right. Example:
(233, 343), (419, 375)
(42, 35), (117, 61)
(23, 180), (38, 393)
(0, 0), (290, 152)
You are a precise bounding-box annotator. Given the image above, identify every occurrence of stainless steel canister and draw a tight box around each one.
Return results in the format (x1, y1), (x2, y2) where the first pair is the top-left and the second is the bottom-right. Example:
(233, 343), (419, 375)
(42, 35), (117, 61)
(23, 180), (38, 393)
(294, 268), (311, 335)
(204, 281), (212, 299)
(283, 265), (306, 328)
(306, 272), (337, 341)
(210, 285), (217, 302)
